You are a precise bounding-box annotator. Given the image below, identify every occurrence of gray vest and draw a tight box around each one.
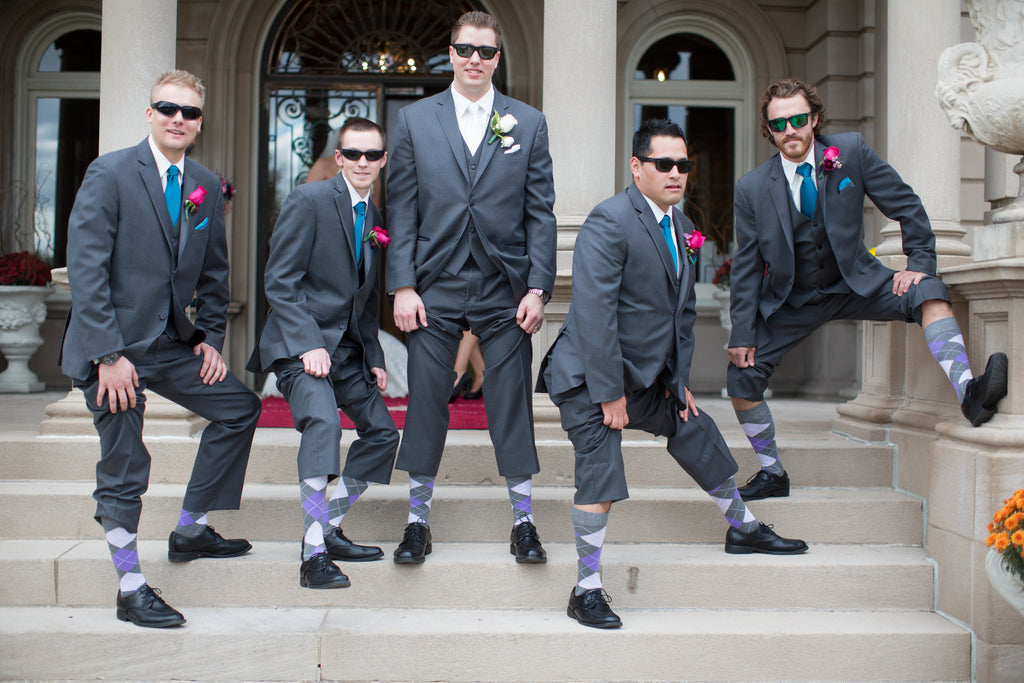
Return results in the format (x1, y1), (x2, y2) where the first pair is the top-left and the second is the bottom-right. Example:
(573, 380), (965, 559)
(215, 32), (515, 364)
(787, 193), (849, 308)
(444, 137), (499, 276)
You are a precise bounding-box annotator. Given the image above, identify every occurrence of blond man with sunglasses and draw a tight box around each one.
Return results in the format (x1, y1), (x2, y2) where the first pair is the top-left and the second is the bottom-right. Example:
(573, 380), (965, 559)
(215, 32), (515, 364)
(727, 79), (1008, 502)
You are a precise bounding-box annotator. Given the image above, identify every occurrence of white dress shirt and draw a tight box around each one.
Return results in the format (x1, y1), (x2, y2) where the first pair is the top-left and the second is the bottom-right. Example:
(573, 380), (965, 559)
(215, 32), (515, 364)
(148, 135), (184, 192)
(641, 193), (681, 276)
(451, 85), (495, 155)
(780, 150), (816, 209)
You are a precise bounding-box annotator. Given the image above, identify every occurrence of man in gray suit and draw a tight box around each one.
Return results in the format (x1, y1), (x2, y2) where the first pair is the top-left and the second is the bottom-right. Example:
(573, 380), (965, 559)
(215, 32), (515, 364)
(539, 119), (807, 630)
(248, 117), (399, 590)
(61, 70), (261, 628)
(728, 79), (1008, 501)
(385, 11), (556, 565)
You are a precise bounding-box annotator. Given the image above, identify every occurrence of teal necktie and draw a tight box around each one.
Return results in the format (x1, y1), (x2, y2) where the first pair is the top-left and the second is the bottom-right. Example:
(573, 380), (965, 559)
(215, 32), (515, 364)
(797, 162), (816, 218)
(354, 201), (366, 265)
(165, 165), (181, 227)
(659, 215), (678, 272)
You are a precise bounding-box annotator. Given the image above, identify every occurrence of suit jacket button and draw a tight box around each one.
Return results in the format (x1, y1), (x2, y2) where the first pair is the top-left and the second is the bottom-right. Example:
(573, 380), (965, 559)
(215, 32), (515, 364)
(158, 312), (167, 320)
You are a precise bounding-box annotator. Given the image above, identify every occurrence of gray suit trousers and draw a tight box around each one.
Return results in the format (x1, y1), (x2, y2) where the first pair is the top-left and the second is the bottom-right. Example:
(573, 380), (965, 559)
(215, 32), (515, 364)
(272, 350), (398, 483)
(553, 382), (738, 505)
(396, 260), (539, 478)
(79, 335), (261, 533)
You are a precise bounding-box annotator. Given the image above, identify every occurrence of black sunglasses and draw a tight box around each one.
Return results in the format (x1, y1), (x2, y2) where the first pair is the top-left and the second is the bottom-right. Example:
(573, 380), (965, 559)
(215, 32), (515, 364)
(637, 156), (694, 173)
(767, 112), (812, 133)
(338, 148), (386, 162)
(451, 43), (499, 60)
(151, 101), (203, 121)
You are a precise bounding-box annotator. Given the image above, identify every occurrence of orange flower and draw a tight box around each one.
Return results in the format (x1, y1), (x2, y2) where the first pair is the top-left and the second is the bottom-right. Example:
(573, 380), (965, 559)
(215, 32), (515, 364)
(986, 533), (997, 547)
(994, 507), (1010, 523)
(994, 533), (1011, 552)
(1007, 512), (1024, 531)
(1012, 530), (1024, 547)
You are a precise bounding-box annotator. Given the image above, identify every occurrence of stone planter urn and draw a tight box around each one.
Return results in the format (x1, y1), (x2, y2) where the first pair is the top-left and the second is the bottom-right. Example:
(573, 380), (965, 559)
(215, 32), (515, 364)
(985, 547), (1024, 617)
(0, 285), (54, 392)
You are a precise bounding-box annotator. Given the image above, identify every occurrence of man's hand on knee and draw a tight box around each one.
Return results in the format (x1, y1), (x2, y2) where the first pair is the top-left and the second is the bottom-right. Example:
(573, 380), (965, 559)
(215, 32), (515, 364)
(300, 347), (331, 378)
(393, 287), (427, 332)
(97, 358), (139, 413)
(728, 346), (756, 368)
(601, 396), (629, 430)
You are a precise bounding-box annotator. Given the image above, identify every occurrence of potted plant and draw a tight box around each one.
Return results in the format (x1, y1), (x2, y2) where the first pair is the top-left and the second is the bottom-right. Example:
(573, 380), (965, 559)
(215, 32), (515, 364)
(984, 488), (1024, 616)
(0, 250), (54, 392)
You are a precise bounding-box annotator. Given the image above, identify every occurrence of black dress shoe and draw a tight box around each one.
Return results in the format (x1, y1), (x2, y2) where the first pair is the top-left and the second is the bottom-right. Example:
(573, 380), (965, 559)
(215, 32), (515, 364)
(725, 522), (808, 555)
(737, 469), (790, 501)
(300, 552), (351, 589)
(394, 522), (432, 564)
(168, 526), (252, 562)
(567, 587), (622, 629)
(961, 352), (1008, 427)
(116, 584), (185, 628)
(510, 521), (547, 563)
(461, 388), (483, 400)
(325, 527), (384, 562)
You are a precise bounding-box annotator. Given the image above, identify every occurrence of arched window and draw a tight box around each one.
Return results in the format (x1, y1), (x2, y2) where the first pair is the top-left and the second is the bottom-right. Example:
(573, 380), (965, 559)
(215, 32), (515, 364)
(16, 16), (100, 267)
(626, 23), (755, 281)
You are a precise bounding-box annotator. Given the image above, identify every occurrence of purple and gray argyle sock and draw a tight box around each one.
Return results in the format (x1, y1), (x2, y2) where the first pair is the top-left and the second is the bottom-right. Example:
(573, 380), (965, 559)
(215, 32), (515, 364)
(300, 475), (329, 561)
(736, 402), (785, 475)
(572, 507), (608, 595)
(101, 517), (145, 595)
(328, 476), (369, 528)
(924, 317), (974, 402)
(707, 477), (759, 533)
(407, 473), (434, 526)
(174, 509), (208, 538)
(505, 475), (534, 525)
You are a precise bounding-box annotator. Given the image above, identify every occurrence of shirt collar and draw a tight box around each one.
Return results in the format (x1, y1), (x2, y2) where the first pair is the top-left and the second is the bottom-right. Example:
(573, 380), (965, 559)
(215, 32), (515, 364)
(147, 135), (184, 180)
(780, 148), (815, 186)
(640, 191), (671, 228)
(342, 176), (371, 209)
(451, 84), (494, 120)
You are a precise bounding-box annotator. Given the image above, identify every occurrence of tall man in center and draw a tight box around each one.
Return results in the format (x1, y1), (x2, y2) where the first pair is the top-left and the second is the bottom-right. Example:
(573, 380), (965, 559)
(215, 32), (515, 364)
(386, 11), (556, 564)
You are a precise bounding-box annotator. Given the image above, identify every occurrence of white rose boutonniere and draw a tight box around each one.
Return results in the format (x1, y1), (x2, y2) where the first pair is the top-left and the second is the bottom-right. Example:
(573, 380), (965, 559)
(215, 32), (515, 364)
(488, 110), (518, 147)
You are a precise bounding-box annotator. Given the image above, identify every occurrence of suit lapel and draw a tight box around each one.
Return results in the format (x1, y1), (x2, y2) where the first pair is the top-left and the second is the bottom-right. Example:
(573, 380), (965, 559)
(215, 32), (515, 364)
(767, 156), (795, 253)
(472, 91), (505, 186)
(628, 184), (678, 286)
(137, 142), (176, 256)
(333, 176), (359, 266)
(672, 207), (692, 312)
(814, 139), (829, 225)
(436, 90), (472, 184)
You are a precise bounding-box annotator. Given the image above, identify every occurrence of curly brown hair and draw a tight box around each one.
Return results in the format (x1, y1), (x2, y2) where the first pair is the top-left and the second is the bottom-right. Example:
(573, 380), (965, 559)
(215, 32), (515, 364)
(759, 78), (826, 146)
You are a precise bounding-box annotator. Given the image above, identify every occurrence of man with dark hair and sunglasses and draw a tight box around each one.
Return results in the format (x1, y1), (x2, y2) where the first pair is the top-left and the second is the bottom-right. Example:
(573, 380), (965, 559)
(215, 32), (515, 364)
(538, 118), (807, 629)
(248, 117), (399, 589)
(61, 69), (261, 627)
(385, 10), (556, 565)
(727, 78), (1008, 502)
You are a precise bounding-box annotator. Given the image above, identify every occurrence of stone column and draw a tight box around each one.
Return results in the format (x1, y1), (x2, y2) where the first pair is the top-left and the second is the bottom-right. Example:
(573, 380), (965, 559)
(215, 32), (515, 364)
(42, 0), (206, 437)
(835, 0), (966, 441)
(534, 0), (617, 424)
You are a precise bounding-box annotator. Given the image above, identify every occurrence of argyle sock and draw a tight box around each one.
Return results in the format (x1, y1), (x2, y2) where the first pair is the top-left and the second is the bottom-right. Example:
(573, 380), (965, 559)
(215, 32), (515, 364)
(505, 475), (534, 525)
(924, 317), (974, 402)
(707, 477), (759, 533)
(101, 518), (146, 595)
(328, 476), (369, 528)
(573, 507), (608, 595)
(408, 473), (434, 526)
(174, 509), (208, 538)
(736, 402), (784, 475)
(300, 475), (329, 561)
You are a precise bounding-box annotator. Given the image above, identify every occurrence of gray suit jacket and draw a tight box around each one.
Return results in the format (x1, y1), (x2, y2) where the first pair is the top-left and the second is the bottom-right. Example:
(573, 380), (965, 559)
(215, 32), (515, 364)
(729, 132), (936, 348)
(60, 138), (228, 381)
(538, 184), (698, 406)
(247, 175), (385, 376)
(384, 88), (556, 298)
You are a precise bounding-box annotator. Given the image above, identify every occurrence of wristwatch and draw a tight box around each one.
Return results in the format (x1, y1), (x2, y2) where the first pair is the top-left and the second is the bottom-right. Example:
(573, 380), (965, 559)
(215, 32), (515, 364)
(93, 352), (122, 366)
(528, 288), (550, 304)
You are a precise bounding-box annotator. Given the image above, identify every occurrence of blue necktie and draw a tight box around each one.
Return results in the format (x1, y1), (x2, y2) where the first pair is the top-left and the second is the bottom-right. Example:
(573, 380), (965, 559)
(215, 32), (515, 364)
(797, 162), (816, 218)
(659, 215), (678, 272)
(165, 165), (181, 227)
(354, 201), (366, 265)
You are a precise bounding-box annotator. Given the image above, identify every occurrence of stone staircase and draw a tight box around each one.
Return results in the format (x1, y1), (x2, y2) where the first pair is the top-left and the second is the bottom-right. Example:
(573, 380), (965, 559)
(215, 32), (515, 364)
(0, 395), (971, 681)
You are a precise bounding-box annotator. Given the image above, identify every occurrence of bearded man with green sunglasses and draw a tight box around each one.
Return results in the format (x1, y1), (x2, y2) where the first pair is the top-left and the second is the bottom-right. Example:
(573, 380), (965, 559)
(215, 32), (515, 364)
(727, 78), (1008, 502)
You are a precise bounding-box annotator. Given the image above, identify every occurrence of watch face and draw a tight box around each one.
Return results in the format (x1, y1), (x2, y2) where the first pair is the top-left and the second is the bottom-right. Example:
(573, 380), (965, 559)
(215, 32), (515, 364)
(102, 353), (121, 365)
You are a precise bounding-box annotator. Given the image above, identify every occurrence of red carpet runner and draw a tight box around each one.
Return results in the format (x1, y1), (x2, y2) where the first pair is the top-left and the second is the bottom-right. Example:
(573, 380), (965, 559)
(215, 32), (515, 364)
(257, 396), (489, 430)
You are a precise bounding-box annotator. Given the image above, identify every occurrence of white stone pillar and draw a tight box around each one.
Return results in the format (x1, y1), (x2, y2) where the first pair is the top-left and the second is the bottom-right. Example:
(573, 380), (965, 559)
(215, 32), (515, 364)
(42, 0), (203, 437)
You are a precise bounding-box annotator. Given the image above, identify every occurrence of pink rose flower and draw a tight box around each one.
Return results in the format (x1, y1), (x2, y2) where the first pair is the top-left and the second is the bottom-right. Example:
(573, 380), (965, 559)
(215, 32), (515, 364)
(184, 185), (208, 219)
(364, 225), (390, 250)
(687, 230), (706, 250)
(819, 146), (843, 178)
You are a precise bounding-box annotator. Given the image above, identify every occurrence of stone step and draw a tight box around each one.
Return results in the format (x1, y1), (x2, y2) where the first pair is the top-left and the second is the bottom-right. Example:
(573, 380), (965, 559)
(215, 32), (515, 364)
(0, 430), (893, 488)
(0, 605), (970, 682)
(0, 482), (922, 545)
(0, 539), (936, 611)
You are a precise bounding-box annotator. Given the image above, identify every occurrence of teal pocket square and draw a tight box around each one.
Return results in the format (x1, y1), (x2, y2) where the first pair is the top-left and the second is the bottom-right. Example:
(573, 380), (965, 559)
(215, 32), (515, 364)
(838, 177), (853, 192)
(194, 217), (209, 231)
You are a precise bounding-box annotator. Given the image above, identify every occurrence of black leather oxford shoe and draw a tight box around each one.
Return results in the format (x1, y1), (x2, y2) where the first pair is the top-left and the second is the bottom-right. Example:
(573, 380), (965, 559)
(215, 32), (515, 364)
(168, 526), (252, 562)
(566, 587), (622, 629)
(300, 552), (351, 589)
(116, 584), (185, 628)
(325, 527), (384, 562)
(393, 522), (432, 564)
(961, 352), (1008, 427)
(725, 522), (808, 555)
(510, 521), (547, 563)
(737, 469), (790, 501)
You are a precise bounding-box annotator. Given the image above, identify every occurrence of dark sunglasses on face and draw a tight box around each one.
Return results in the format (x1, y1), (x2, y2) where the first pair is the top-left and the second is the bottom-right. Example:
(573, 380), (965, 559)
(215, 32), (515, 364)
(767, 112), (812, 133)
(451, 43), (499, 60)
(151, 101), (203, 120)
(636, 156), (695, 174)
(339, 148), (386, 162)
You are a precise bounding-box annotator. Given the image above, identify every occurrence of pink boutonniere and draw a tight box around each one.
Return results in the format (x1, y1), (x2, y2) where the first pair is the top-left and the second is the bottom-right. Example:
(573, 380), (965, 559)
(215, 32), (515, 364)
(364, 225), (390, 250)
(685, 230), (705, 264)
(818, 146), (843, 180)
(185, 185), (207, 219)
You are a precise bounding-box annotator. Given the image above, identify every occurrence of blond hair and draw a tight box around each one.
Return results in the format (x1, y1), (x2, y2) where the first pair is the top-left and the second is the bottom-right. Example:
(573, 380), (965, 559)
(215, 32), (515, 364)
(150, 69), (206, 108)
